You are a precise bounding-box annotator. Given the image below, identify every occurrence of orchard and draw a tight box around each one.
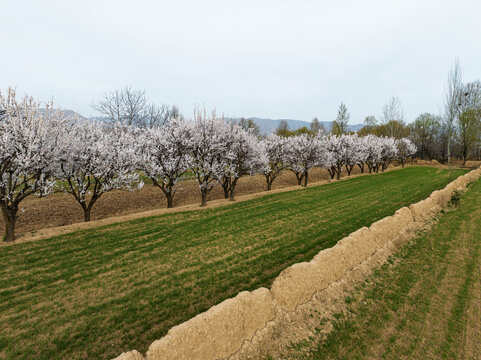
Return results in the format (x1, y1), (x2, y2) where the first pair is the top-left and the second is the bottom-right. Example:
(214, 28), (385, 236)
(0, 88), (416, 241)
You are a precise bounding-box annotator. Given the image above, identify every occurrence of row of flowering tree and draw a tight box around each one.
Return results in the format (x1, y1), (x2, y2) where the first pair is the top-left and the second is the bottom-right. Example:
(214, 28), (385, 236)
(0, 89), (416, 241)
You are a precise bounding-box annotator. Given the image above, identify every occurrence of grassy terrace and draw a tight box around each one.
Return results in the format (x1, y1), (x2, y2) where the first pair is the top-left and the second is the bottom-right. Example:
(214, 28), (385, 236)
(0, 167), (467, 359)
(297, 175), (481, 360)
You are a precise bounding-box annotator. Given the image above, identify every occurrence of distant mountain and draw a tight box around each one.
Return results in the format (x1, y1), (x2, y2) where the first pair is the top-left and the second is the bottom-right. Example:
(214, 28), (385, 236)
(44, 110), (365, 134)
(37, 108), (88, 120)
(226, 117), (364, 135)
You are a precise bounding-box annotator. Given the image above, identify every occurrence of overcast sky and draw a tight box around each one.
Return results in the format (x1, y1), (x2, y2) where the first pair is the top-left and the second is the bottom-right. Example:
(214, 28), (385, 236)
(1, 0), (480, 124)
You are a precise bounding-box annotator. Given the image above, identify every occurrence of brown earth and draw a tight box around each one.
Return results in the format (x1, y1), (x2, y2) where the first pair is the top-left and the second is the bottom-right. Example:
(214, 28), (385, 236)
(3, 160), (477, 243)
(0, 167), (358, 241)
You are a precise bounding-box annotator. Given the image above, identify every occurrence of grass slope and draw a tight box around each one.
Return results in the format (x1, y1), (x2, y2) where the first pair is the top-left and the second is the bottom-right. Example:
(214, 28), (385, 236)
(297, 175), (481, 360)
(0, 167), (467, 360)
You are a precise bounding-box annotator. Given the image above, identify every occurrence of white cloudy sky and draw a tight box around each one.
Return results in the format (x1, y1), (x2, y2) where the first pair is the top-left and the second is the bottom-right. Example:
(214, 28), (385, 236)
(1, 0), (480, 124)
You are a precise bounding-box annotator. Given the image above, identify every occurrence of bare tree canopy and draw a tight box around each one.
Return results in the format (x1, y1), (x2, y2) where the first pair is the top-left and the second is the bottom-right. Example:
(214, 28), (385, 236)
(92, 86), (181, 127)
(443, 60), (463, 172)
(381, 96), (406, 138)
(310, 117), (320, 132)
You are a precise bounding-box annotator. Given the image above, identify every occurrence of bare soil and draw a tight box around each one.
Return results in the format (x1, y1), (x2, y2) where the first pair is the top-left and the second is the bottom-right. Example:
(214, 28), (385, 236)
(1, 167), (360, 240)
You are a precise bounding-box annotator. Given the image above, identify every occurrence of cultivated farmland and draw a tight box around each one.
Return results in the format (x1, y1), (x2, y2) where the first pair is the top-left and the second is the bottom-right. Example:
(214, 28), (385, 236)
(295, 175), (481, 360)
(0, 167), (466, 360)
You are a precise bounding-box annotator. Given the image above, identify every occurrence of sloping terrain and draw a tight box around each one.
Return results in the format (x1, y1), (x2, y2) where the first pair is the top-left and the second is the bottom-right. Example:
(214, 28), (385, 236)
(295, 176), (481, 360)
(0, 167), (466, 360)
(1, 167), (352, 239)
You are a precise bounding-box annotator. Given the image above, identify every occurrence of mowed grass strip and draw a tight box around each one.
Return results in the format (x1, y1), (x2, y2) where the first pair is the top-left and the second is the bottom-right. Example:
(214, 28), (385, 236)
(0, 167), (467, 360)
(298, 175), (481, 360)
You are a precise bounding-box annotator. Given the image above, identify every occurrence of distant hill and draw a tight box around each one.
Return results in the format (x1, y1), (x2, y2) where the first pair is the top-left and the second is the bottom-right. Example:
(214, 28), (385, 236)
(38, 108), (89, 121)
(226, 117), (364, 135)
(42, 110), (365, 134)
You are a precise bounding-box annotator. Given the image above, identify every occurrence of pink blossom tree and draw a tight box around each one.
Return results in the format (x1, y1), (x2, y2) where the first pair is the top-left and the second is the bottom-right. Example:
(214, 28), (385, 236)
(396, 138), (417, 167)
(362, 134), (383, 174)
(187, 109), (230, 206)
(219, 124), (267, 201)
(140, 118), (191, 208)
(0, 88), (65, 241)
(55, 121), (143, 221)
(379, 136), (398, 172)
(262, 134), (288, 191)
(285, 134), (321, 187)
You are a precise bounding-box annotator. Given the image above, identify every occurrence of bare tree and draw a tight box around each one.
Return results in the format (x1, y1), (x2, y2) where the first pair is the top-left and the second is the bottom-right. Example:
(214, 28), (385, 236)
(443, 60), (463, 176)
(457, 80), (481, 165)
(145, 104), (182, 128)
(381, 95), (405, 138)
(92, 86), (146, 126)
(364, 115), (377, 127)
(310, 117), (320, 133)
(92, 86), (180, 128)
(409, 113), (441, 160)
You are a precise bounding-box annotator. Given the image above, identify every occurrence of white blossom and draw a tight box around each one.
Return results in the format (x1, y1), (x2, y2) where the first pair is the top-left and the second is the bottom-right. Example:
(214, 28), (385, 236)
(55, 120), (143, 221)
(262, 134), (289, 190)
(285, 134), (322, 187)
(187, 109), (231, 206)
(0, 88), (65, 241)
(396, 138), (417, 167)
(219, 124), (267, 200)
(140, 118), (191, 208)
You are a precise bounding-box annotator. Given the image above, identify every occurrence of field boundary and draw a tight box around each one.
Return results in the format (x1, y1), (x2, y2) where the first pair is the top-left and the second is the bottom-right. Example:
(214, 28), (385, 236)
(8, 165), (405, 246)
(113, 166), (481, 360)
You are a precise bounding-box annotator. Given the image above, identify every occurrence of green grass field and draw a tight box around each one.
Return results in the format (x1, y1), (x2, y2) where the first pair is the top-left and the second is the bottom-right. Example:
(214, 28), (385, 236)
(0, 167), (467, 360)
(295, 175), (481, 360)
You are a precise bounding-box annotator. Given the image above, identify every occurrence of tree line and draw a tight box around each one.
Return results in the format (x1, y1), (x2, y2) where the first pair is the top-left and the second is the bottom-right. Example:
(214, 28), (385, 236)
(0, 88), (415, 242)
(277, 63), (480, 166)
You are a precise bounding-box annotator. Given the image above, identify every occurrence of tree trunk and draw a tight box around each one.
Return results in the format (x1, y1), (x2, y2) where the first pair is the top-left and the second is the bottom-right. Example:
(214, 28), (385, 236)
(336, 165), (342, 180)
(265, 174), (272, 191)
(296, 172), (303, 185)
(83, 207), (92, 222)
(200, 189), (208, 207)
(229, 178), (239, 201)
(152, 178), (176, 208)
(223, 186), (230, 199)
(328, 167), (336, 179)
(367, 163), (372, 174)
(346, 164), (353, 176)
(80, 195), (99, 222)
(166, 192), (173, 208)
(220, 177), (230, 199)
(448, 135), (452, 179)
(401, 160), (405, 168)
(303, 171), (308, 187)
(2, 207), (18, 242)
(358, 163), (364, 173)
